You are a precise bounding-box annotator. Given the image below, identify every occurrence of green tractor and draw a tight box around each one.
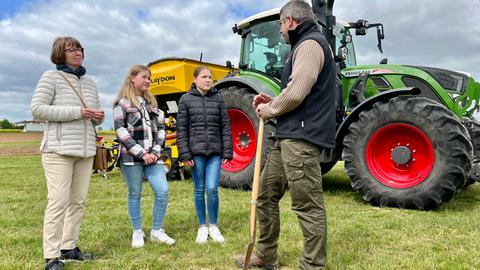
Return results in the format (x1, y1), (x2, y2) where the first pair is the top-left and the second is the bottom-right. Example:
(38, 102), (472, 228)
(215, 0), (480, 210)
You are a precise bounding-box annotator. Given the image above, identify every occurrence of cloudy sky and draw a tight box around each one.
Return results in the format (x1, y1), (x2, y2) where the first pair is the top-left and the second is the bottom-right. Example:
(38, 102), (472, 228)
(1, 0), (479, 129)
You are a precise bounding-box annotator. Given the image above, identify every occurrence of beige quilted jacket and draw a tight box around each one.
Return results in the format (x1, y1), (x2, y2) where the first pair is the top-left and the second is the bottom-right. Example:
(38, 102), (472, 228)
(30, 70), (102, 158)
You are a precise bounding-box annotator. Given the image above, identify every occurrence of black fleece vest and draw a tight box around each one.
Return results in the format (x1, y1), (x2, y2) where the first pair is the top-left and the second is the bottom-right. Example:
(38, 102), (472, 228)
(276, 20), (336, 149)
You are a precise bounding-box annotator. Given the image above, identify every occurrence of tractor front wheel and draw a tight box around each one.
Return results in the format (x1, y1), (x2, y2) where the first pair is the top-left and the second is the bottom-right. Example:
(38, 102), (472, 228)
(343, 96), (472, 210)
(219, 86), (276, 188)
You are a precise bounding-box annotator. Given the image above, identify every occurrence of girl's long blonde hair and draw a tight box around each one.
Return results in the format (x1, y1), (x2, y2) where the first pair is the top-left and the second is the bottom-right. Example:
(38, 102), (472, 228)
(114, 64), (158, 109)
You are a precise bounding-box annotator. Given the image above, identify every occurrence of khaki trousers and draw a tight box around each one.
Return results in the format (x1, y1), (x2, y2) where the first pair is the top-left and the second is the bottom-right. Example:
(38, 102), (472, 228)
(42, 153), (93, 259)
(256, 139), (327, 270)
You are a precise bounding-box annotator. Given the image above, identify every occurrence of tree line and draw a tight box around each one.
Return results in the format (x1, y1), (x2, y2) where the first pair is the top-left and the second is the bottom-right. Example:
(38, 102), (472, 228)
(0, 119), (22, 129)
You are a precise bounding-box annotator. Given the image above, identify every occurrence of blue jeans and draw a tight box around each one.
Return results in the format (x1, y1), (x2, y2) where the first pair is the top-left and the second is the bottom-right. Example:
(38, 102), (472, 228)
(120, 164), (168, 230)
(191, 155), (221, 225)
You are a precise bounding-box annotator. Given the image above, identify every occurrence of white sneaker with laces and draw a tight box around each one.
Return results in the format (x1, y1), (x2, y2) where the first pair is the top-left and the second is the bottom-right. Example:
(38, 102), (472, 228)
(150, 229), (175, 246)
(208, 225), (225, 243)
(132, 229), (145, 248)
(196, 226), (209, 244)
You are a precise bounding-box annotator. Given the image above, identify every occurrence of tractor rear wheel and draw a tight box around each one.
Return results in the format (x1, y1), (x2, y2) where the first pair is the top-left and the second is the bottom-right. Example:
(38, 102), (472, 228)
(343, 96), (472, 210)
(219, 86), (276, 188)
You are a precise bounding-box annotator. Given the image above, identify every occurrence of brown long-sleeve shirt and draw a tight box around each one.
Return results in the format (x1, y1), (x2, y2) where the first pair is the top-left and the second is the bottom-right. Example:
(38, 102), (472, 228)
(258, 40), (325, 119)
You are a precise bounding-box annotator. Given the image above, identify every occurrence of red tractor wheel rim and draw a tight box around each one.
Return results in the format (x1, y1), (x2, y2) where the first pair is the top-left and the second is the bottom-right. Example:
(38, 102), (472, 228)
(222, 109), (256, 172)
(365, 123), (434, 188)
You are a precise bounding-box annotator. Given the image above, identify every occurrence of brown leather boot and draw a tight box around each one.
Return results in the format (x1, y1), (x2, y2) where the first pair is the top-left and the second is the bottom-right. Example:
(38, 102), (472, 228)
(234, 254), (279, 269)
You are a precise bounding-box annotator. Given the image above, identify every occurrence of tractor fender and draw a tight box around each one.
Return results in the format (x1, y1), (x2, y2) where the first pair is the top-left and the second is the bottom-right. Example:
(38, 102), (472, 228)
(334, 87), (421, 158)
(213, 76), (277, 97)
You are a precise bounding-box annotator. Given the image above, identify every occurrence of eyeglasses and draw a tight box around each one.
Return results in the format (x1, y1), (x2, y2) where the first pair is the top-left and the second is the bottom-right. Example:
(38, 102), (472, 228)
(277, 17), (288, 25)
(64, 47), (84, 54)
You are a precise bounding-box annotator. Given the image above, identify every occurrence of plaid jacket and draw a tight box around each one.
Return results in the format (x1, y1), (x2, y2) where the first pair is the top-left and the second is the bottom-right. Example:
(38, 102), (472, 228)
(113, 97), (165, 165)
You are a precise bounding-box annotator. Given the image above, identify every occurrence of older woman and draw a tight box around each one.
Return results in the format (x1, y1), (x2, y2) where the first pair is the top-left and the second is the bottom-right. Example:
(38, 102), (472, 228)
(31, 36), (104, 270)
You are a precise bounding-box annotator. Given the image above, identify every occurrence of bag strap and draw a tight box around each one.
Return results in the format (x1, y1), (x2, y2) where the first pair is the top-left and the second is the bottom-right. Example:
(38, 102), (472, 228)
(58, 71), (89, 108)
(57, 71), (97, 136)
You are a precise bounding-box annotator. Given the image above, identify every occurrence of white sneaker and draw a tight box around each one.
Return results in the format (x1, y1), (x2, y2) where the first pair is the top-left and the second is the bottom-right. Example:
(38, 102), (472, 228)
(150, 229), (175, 246)
(195, 226), (209, 244)
(208, 225), (225, 243)
(132, 229), (145, 248)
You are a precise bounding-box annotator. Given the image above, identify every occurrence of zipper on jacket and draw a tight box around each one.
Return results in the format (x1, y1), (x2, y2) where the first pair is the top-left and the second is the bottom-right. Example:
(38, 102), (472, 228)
(56, 122), (61, 141)
(79, 79), (88, 158)
(202, 95), (209, 152)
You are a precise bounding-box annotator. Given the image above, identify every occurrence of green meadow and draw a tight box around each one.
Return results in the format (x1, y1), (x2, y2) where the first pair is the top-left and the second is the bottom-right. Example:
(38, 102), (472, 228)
(1, 136), (479, 269)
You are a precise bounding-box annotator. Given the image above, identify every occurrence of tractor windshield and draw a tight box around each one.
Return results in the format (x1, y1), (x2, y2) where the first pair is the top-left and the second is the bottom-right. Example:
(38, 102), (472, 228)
(241, 20), (289, 79)
(240, 20), (357, 78)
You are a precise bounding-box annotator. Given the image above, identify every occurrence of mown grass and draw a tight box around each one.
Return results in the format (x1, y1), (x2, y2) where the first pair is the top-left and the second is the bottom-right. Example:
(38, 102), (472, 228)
(0, 153), (479, 269)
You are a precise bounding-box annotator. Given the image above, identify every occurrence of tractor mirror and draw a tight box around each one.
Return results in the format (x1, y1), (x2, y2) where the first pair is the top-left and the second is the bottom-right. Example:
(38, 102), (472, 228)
(376, 26), (385, 53)
(347, 20), (385, 53)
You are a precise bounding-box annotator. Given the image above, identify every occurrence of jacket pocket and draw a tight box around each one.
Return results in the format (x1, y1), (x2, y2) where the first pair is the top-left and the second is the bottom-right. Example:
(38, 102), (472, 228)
(127, 111), (142, 127)
(40, 122), (51, 151)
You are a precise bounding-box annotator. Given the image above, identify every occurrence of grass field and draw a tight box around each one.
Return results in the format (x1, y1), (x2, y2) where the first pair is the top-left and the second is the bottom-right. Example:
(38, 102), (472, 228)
(1, 133), (479, 269)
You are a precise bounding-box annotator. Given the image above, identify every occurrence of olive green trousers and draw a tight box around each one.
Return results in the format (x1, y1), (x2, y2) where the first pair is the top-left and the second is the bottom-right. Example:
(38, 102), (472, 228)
(255, 139), (327, 270)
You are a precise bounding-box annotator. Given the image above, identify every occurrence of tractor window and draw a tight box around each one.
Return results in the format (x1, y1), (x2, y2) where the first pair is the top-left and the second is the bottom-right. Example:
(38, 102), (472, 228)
(335, 29), (357, 68)
(241, 21), (357, 75)
(241, 20), (289, 79)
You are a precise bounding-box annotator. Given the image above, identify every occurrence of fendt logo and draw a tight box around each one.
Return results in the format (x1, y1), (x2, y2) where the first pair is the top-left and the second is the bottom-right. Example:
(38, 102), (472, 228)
(341, 68), (394, 78)
(151, 75), (175, 85)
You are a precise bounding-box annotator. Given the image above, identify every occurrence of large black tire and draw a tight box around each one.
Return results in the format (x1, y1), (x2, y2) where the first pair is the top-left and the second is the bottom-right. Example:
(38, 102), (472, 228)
(219, 86), (276, 189)
(161, 148), (181, 180)
(343, 96), (472, 210)
(167, 158), (181, 180)
(462, 117), (480, 187)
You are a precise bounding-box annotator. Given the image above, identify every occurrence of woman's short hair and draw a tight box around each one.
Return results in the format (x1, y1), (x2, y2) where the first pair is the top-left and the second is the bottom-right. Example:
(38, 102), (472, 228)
(50, 36), (83, 65)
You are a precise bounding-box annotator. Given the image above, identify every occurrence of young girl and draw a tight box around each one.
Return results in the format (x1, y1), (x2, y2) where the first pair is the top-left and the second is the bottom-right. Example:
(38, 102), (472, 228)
(177, 65), (233, 244)
(113, 65), (174, 248)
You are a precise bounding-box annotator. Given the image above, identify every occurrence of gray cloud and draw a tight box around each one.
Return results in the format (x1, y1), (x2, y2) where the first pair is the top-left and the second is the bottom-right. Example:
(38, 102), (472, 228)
(0, 0), (479, 128)
(334, 0), (480, 78)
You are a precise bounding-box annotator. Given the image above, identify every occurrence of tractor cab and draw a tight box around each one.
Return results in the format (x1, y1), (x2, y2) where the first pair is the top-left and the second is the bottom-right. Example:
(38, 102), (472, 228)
(234, 10), (289, 80)
(233, 7), (379, 81)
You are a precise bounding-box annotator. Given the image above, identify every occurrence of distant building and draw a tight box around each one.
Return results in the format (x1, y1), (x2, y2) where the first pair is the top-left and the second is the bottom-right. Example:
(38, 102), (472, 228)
(15, 120), (46, 132)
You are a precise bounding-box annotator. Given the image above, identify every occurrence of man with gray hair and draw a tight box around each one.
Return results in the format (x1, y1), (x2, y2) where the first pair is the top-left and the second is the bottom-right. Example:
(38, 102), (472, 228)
(236, 0), (336, 269)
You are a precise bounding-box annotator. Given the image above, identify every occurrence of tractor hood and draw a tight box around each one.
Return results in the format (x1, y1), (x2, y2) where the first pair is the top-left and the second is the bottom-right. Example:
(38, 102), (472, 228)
(341, 64), (476, 93)
(341, 64), (480, 118)
(406, 65), (468, 93)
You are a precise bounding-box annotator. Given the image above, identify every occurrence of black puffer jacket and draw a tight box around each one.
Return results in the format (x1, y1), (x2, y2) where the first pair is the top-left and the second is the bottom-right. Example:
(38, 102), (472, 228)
(177, 85), (233, 161)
